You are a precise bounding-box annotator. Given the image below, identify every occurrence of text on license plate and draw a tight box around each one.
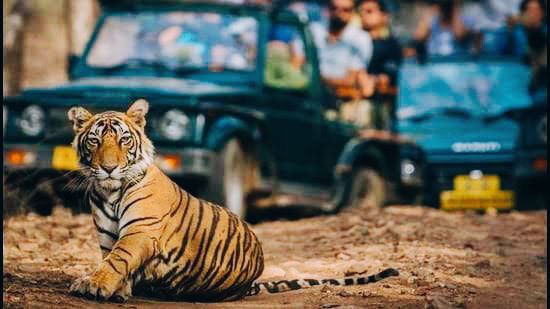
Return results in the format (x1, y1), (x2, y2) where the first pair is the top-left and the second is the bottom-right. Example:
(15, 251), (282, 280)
(440, 174), (514, 210)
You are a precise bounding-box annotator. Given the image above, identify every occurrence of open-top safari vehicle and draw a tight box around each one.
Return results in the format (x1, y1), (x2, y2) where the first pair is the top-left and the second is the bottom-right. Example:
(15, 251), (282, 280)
(3, 0), (424, 219)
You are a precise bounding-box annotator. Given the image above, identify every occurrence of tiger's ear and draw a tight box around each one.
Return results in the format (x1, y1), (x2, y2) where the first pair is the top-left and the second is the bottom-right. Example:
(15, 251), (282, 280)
(127, 99), (149, 128)
(68, 106), (92, 132)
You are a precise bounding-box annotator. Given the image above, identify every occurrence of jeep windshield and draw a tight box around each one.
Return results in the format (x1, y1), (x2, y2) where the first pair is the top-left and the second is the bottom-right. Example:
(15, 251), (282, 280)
(396, 56), (533, 122)
(84, 10), (258, 80)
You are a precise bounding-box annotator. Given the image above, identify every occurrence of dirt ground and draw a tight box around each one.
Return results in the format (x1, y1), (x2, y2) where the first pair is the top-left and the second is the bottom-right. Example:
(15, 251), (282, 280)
(3, 205), (547, 308)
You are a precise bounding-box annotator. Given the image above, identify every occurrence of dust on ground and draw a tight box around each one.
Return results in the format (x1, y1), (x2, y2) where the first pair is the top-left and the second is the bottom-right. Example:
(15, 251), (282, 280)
(3, 206), (547, 308)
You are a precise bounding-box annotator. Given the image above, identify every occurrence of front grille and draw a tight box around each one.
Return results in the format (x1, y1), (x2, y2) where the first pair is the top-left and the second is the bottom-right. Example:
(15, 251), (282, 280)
(424, 161), (515, 207)
(45, 108), (74, 144)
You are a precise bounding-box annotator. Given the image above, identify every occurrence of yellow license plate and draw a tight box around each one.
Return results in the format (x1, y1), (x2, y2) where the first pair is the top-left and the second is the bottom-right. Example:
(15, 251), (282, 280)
(454, 175), (501, 191)
(52, 146), (79, 170)
(441, 174), (514, 210)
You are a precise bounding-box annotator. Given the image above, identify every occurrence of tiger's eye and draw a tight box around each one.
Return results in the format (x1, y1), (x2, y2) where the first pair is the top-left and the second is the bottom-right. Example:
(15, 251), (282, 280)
(87, 137), (99, 146)
(120, 136), (131, 144)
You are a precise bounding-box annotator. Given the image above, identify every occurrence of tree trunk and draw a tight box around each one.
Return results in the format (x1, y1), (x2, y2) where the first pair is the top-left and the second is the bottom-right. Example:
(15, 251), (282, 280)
(3, 0), (30, 96)
(66, 0), (100, 56)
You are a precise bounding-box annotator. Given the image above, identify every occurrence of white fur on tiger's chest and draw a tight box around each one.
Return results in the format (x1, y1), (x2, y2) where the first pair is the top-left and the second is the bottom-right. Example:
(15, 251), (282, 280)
(90, 193), (120, 250)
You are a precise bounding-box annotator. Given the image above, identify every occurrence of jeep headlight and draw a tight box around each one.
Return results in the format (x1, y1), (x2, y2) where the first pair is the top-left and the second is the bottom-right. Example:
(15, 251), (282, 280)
(3, 105), (7, 135)
(18, 105), (45, 137)
(537, 115), (547, 144)
(158, 109), (192, 141)
(401, 159), (422, 186)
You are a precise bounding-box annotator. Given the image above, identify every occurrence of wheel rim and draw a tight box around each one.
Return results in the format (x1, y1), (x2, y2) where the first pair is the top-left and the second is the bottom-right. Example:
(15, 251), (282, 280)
(349, 169), (384, 209)
(223, 140), (246, 218)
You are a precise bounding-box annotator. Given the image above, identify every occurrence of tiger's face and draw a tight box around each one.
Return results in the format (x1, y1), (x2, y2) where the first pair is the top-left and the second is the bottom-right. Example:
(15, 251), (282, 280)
(68, 99), (154, 191)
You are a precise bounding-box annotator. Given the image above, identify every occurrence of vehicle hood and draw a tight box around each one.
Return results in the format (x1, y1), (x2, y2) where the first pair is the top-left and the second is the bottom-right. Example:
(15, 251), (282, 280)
(18, 76), (255, 106)
(398, 115), (519, 154)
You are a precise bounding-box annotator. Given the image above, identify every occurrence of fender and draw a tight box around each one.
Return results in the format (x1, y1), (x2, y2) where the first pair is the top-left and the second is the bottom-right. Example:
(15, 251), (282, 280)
(399, 141), (425, 163)
(205, 116), (261, 152)
(334, 130), (419, 181)
(334, 137), (388, 180)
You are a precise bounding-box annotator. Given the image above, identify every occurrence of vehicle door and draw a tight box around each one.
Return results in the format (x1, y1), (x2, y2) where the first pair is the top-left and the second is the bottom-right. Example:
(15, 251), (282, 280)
(261, 16), (324, 184)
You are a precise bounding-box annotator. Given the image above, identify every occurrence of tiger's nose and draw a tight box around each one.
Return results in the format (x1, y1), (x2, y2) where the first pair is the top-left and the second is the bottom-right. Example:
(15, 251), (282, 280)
(100, 164), (117, 174)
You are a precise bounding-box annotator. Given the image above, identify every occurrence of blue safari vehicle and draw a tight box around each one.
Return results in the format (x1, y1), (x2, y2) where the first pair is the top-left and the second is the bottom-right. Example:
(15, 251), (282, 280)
(397, 53), (546, 211)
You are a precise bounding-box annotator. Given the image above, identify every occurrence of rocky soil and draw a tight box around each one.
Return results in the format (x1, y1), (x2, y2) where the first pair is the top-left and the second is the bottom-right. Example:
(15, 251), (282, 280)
(3, 206), (547, 308)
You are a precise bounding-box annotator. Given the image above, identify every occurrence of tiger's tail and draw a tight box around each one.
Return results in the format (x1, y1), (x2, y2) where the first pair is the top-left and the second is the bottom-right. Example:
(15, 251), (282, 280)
(246, 268), (399, 296)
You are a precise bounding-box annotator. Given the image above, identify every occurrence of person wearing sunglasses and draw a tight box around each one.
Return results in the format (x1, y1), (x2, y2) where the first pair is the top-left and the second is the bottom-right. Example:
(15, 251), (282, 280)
(310, 0), (374, 127)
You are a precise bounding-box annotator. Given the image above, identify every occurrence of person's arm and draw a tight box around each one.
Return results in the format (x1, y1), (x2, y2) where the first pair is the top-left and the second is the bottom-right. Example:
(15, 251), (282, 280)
(384, 38), (403, 87)
(323, 69), (358, 89)
(451, 4), (468, 41)
(414, 6), (436, 42)
(358, 69), (375, 98)
(356, 32), (374, 98)
(369, 38), (402, 95)
(324, 69), (363, 100)
(289, 38), (306, 69)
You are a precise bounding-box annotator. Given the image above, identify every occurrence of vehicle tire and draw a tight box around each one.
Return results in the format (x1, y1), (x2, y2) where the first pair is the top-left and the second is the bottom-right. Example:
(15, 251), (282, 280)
(515, 182), (547, 210)
(203, 138), (257, 219)
(340, 167), (386, 210)
(27, 185), (56, 216)
(400, 188), (424, 206)
(4, 173), (56, 216)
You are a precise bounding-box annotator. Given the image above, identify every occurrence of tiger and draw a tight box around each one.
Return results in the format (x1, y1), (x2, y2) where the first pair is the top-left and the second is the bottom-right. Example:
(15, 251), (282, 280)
(67, 99), (399, 302)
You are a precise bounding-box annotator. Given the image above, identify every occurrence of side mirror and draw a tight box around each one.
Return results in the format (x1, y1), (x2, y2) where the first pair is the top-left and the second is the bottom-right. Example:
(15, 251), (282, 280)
(67, 54), (81, 79)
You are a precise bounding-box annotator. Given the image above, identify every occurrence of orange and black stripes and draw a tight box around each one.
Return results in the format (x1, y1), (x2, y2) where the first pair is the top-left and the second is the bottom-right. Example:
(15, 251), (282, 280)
(70, 102), (397, 303)
(81, 162), (264, 302)
(246, 268), (399, 296)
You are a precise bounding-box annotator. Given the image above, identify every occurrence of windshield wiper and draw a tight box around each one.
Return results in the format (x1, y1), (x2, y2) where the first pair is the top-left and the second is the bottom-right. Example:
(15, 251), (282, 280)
(482, 110), (515, 123)
(95, 59), (251, 78)
(407, 106), (473, 122)
(172, 66), (212, 75)
(174, 65), (249, 75)
(95, 58), (171, 74)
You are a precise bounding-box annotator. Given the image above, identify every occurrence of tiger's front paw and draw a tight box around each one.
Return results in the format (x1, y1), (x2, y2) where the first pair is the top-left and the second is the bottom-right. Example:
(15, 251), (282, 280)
(111, 279), (132, 303)
(69, 271), (124, 301)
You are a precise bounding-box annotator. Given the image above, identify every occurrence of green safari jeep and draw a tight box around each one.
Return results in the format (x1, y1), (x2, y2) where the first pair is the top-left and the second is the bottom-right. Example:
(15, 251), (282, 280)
(3, 0), (424, 219)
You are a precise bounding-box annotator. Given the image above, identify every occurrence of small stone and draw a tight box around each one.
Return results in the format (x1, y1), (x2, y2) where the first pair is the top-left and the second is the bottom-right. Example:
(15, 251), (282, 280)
(474, 259), (491, 269)
(407, 276), (418, 285)
(336, 252), (351, 260)
(424, 303), (436, 309)
(338, 290), (352, 297)
(18, 242), (39, 252)
(430, 295), (456, 309)
(360, 291), (372, 297)
(465, 250), (476, 258)
(454, 296), (466, 307)
(485, 207), (498, 216)
(344, 263), (368, 277)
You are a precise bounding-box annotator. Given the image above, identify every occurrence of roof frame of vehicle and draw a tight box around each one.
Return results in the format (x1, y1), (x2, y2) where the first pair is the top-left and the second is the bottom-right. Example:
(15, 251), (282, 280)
(416, 54), (527, 64)
(98, 0), (284, 11)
